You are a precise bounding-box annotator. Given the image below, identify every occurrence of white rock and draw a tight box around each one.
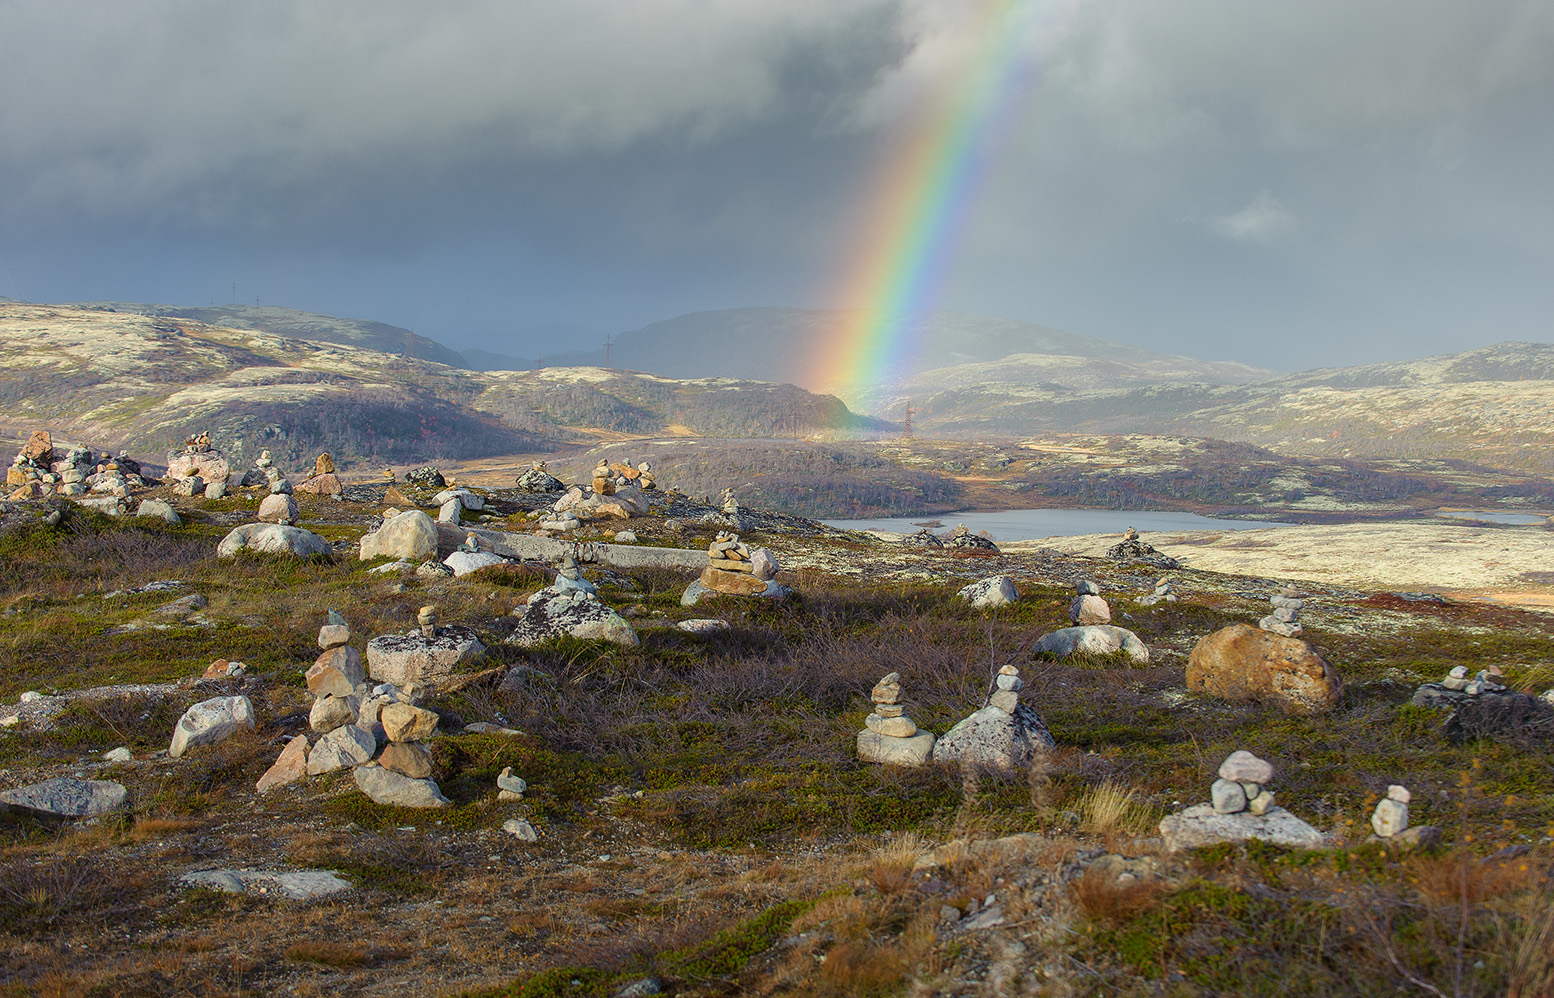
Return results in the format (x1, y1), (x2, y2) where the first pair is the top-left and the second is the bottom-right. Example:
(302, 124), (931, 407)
(309, 695), (357, 733)
(257, 493), (299, 524)
(857, 729), (936, 766)
(169, 696), (255, 758)
(104, 747), (132, 762)
(366, 626), (486, 687)
(443, 551), (509, 577)
(497, 766), (528, 795)
(676, 618), (731, 633)
(1387, 784), (1411, 803)
(134, 499), (181, 525)
(353, 764), (450, 807)
(179, 868), (351, 900)
(1371, 798), (1409, 837)
(956, 575), (1019, 608)
(749, 548), (780, 581)
(1217, 750), (1275, 784)
(438, 498), (463, 524)
(1211, 778), (1248, 814)
(216, 523), (331, 559)
(612, 530), (638, 544)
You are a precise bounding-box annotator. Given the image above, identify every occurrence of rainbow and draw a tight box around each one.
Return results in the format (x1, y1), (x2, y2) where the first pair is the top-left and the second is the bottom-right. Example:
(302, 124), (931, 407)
(807, 0), (1044, 402)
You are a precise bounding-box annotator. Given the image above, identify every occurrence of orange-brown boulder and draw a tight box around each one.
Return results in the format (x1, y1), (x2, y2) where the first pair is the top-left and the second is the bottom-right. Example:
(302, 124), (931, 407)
(297, 472), (342, 495)
(1186, 624), (1342, 715)
(22, 430), (52, 463)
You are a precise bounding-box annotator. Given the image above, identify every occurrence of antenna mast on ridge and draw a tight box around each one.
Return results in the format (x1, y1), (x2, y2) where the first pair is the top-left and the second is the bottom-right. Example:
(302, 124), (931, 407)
(903, 400), (915, 439)
(605, 334), (612, 370)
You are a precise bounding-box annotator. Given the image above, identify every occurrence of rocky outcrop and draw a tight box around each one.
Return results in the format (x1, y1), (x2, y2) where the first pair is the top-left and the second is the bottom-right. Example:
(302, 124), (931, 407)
(0, 777), (128, 819)
(1186, 624), (1342, 715)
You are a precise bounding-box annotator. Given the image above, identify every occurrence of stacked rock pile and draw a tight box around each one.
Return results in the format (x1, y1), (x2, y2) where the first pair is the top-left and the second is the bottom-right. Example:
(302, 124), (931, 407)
(947, 524), (999, 552)
(433, 487), (484, 525)
(1210, 749), (1276, 816)
(698, 532), (772, 597)
(932, 664), (1054, 773)
(856, 671), (935, 766)
(1259, 586), (1303, 637)
(1069, 581), (1110, 625)
(1157, 750), (1328, 850)
(250, 613), (452, 806)
(553, 552), (598, 594)
(238, 450), (273, 487)
(8, 432), (150, 502)
(516, 460), (565, 493)
(903, 528), (943, 549)
(296, 452), (343, 496)
(1106, 527), (1181, 567)
(636, 462), (656, 490)
(1369, 784), (1410, 837)
(591, 459), (616, 496)
(1137, 577), (1177, 605)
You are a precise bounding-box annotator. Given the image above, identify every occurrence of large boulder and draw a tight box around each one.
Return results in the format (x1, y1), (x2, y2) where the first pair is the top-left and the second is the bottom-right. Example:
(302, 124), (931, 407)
(135, 499), (181, 525)
(169, 695), (256, 758)
(1159, 804), (1329, 851)
(1033, 625), (1149, 664)
(257, 493), (299, 524)
(296, 473), (342, 496)
(0, 777), (127, 819)
(508, 588), (639, 648)
(932, 703), (1054, 774)
(1186, 624), (1342, 715)
(443, 551), (510, 577)
(957, 575), (1019, 608)
(217, 523), (331, 559)
(367, 626), (486, 687)
(359, 510), (438, 562)
(857, 730), (936, 766)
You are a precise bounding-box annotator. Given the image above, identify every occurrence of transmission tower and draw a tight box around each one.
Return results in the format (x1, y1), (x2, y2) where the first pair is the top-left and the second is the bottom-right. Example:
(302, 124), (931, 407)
(903, 400), (915, 438)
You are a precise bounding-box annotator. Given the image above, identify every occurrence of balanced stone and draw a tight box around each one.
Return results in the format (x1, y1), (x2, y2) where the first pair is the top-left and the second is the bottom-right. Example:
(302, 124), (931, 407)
(1211, 778), (1248, 814)
(1218, 750), (1274, 783)
(380, 740), (434, 779)
(865, 713), (918, 738)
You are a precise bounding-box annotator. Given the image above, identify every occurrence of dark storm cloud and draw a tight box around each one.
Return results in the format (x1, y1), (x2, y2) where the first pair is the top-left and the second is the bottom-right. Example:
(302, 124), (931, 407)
(2, 0), (1551, 367)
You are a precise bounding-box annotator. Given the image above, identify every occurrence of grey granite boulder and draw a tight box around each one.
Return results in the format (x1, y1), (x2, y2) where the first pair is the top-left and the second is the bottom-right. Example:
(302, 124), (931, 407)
(134, 499), (181, 525)
(306, 724), (376, 775)
(169, 695), (255, 758)
(443, 551), (509, 577)
(179, 868), (351, 900)
(367, 625), (485, 687)
(1158, 804), (1329, 851)
(359, 510), (438, 562)
(216, 523), (331, 559)
(1032, 625), (1149, 664)
(956, 575), (1019, 608)
(932, 703), (1054, 773)
(508, 588), (638, 648)
(0, 777), (127, 819)
(353, 764), (450, 807)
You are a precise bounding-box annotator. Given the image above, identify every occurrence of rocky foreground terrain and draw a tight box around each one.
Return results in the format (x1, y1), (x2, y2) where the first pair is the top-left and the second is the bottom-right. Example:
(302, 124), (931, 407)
(1, 450), (1552, 997)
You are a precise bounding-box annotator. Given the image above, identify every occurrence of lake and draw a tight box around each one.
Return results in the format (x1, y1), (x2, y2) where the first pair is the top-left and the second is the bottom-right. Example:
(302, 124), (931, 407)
(822, 508), (1291, 543)
(1436, 510), (1549, 525)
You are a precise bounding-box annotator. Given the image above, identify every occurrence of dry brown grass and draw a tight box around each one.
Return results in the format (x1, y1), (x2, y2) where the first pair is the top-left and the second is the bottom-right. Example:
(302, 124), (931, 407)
(1067, 865), (1166, 928)
(1075, 777), (1152, 840)
(284, 940), (371, 968)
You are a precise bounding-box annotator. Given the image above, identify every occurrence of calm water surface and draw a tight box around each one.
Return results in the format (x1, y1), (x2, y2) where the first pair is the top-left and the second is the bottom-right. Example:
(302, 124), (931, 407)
(1436, 510), (1549, 525)
(822, 508), (1290, 543)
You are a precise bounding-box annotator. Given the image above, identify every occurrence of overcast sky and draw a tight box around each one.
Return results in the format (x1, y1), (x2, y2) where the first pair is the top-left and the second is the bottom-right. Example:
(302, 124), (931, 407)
(2, 0), (1551, 371)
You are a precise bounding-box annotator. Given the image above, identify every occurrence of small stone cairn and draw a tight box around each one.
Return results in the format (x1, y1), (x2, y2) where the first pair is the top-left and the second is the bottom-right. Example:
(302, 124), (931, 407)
(1137, 577), (1177, 605)
(1157, 750), (1328, 851)
(1211, 749), (1277, 817)
(699, 531), (768, 596)
(903, 527), (943, 549)
(1369, 785), (1410, 838)
(591, 459), (615, 496)
(1107, 527), (1181, 568)
(947, 524), (999, 552)
(931, 664), (1054, 772)
(515, 460), (565, 493)
(553, 551), (598, 594)
(1069, 580), (1110, 625)
(856, 671), (935, 766)
(1259, 586), (1303, 637)
(636, 462), (656, 490)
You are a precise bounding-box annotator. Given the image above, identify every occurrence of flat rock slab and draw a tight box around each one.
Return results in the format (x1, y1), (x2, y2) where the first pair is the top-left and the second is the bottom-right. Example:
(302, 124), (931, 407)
(1158, 803), (1329, 851)
(443, 551), (511, 577)
(179, 868), (352, 900)
(0, 777), (127, 818)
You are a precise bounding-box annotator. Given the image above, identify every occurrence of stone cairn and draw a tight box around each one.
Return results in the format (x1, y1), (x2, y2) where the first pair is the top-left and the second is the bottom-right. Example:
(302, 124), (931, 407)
(516, 460), (565, 493)
(636, 461), (656, 490)
(1437, 664), (1505, 695)
(553, 551), (598, 594)
(947, 524), (999, 552)
(1211, 749), (1276, 816)
(930, 663), (1054, 772)
(591, 459), (615, 496)
(1138, 577), (1177, 605)
(1069, 580), (1111, 625)
(1259, 586), (1303, 637)
(253, 611), (451, 807)
(700, 531), (769, 596)
(721, 488), (739, 516)
(6, 432), (137, 500)
(857, 671), (935, 766)
(903, 528), (943, 548)
(1369, 785), (1411, 838)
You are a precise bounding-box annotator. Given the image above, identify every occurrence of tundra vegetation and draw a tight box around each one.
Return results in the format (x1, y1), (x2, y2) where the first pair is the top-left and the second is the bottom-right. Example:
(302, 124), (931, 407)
(0, 477), (1551, 998)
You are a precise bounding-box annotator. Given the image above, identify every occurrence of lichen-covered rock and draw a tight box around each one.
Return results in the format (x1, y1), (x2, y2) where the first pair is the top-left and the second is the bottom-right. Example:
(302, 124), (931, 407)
(359, 510), (438, 562)
(1032, 625), (1149, 664)
(135, 499), (181, 524)
(216, 523), (331, 559)
(957, 575), (1019, 608)
(169, 695), (255, 758)
(0, 777), (127, 818)
(508, 588), (639, 648)
(366, 626), (485, 687)
(1159, 804), (1329, 851)
(931, 703), (1054, 773)
(1186, 624), (1342, 715)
